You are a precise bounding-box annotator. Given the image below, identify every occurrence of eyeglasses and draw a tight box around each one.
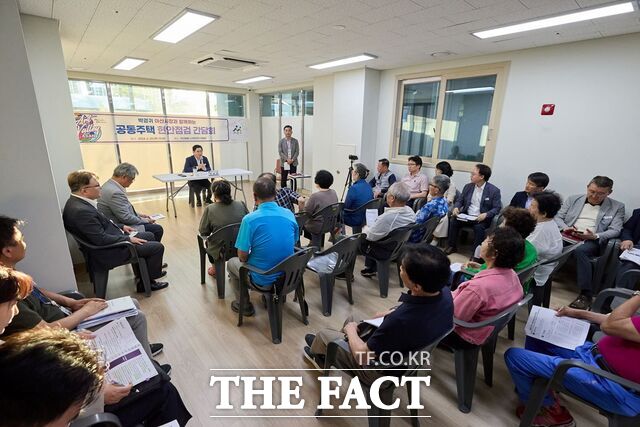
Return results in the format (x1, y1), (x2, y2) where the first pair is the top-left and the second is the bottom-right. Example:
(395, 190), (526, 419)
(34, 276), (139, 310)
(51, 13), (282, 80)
(407, 162), (417, 166)
(82, 184), (101, 189)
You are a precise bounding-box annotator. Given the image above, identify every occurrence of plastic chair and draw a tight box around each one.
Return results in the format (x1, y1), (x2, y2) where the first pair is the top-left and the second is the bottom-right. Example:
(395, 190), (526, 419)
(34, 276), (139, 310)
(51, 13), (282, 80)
(197, 222), (241, 299)
(408, 216), (441, 245)
(506, 262), (540, 340)
(531, 242), (583, 307)
(450, 294), (533, 413)
(412, 197), (428, 212)
(344, 199), (381, 234)
(295, 211), (309, 247)
(307, 202), (343, 249)
(316, 326), (454, 427)
(519, 288), (640, 426)
(237, 247), (315, 344)
(306, 234), (364, 316)
(617, 268), (640, 291)
(591, 239), (621, 294)
(66, 229), (152, 298)
(363, 225), (414, 298)
(71, 413), (122, 427)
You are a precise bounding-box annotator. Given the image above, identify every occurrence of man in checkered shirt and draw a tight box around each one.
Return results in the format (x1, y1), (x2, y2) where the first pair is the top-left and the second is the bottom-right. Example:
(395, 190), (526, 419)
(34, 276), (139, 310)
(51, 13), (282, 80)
(257, 172), (306, 212)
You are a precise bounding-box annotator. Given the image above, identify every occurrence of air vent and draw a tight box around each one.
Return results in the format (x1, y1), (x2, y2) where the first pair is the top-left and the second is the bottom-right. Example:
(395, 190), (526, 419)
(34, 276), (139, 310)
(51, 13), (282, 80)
(192, 54), (260, 71)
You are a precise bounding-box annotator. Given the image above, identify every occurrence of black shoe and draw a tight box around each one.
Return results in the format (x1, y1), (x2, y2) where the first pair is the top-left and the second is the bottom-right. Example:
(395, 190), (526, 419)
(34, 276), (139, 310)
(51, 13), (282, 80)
(162, 263), (168, 269)
(361, 268), (376, 277)
(157, 270), (167, 279)
(231, 300), (255, 316)
(136, 280), (169, 293)
(196, 201), (202, 207)
(205, 198), (213, 204)
(444, 246), (456, 255)
(569, 294), (592, 310)
(303, 346), (324, 370)
(150, 343), (164, 357)
(305, 333), (316, 347)
(160, 363), (172, 377)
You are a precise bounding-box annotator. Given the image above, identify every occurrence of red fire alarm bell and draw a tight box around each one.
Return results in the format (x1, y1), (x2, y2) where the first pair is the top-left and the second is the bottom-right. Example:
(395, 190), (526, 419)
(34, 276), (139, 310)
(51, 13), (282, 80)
(541, 104), (555, 115)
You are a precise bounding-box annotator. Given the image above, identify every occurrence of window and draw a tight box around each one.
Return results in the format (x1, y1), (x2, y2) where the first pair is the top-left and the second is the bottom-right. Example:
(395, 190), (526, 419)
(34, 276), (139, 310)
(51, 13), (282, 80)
(111, 84), (163, 114)
(392, 64), (506, 169)
(208, 92), (244, 117)
(260, 94), (280, 117)
(281, 91), (302, 117)
(164, 88), (207, 116)
(68, 80), (109, 111)
(259, 90), (313, 117)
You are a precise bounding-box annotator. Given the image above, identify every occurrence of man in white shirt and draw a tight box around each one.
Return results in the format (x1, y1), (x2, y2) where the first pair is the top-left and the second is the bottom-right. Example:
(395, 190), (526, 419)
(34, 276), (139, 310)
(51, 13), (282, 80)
(361, 182), (416, 277)
(446, 164), (502, 255)
(555, 176), (625, 310)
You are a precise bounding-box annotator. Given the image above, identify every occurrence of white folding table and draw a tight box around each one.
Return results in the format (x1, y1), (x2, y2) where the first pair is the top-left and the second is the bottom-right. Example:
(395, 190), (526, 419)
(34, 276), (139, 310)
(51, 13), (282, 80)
(153, 168), (252, 218)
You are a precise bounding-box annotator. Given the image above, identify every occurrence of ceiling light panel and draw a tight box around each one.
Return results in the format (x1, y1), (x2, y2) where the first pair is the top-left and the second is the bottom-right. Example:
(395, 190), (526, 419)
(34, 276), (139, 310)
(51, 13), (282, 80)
(153, 9), (218, 44)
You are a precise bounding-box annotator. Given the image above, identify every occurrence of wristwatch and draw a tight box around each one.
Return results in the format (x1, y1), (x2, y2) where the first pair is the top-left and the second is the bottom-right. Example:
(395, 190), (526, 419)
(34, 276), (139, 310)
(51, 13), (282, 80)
(633, 290), (640, 297)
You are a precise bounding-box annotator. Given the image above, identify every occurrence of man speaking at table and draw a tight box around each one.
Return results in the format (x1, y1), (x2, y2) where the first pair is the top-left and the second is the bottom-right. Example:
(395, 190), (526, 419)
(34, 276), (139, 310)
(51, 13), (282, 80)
(183, 144), (213, 206)
(278, 125), (299, 188)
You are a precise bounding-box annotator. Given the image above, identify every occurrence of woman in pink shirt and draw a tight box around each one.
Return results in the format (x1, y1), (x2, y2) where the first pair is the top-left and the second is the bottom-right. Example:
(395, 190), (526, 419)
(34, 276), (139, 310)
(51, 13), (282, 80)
(505, 294), (640, 426)
(442, 227), (525, 348)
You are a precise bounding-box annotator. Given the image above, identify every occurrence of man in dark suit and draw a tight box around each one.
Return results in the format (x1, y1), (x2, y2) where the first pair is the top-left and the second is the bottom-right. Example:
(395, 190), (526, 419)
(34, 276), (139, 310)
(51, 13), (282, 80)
(616, 208), (640, 289)
(445, 164), (502, 255)
(510, 172), (549, 209)
(278, 125), (300, 188)
(63, 170), (168, 292)
(183, 144), (213, 206)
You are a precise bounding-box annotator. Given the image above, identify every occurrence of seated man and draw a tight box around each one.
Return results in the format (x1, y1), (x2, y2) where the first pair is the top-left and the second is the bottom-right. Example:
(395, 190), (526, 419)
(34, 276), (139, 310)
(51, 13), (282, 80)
(445, 163), (502, 255)
(369, 158), (396, 199)
(401, 155), (429, 208)
(361, 182), (416, 277)
(258, 172), (306, 212)
(62, 171), (168, 292)
(555, 176), (625, 309)
(616, 207), (640, 289)
(343, 163), (374, 229)
(183, 144), (213, 206)
(409, 174), (449, 243)
(0, 327), (192, 427)
(98, 162), (164, 242)
(0, 215), (163, 361)
(227, 177), (298, 316)
(304, 245), (453, 385)
(442, 227), (524, 349)
(505, 295), (640, 426)
(510, 172), (549, 209)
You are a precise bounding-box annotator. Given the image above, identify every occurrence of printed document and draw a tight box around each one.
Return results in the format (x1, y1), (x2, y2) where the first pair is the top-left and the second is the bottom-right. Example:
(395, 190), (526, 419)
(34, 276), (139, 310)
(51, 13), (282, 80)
(457, 213), (478, 222)
(77, 296), (138, 330)
(149, 213), (166, 220)
(365, 209), (379, 227)
(620, 248), (640, 267)
(525, 306), (589, 350)
(92, 318), (157, 386)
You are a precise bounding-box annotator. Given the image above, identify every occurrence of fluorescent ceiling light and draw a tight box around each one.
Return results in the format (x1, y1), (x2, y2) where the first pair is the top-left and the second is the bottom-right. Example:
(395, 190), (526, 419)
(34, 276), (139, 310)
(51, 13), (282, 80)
(234, 76), (273, 84)
(309, 54), (377, 70)
(153, 9), (218, 43)
(446, 87), (495, 94)
(112, 57), (147, 70)
(473, 2), (635, 39)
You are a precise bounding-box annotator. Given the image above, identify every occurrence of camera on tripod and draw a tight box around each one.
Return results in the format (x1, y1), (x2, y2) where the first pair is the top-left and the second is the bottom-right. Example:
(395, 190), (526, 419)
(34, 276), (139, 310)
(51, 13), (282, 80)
(348, 155), (359, 161)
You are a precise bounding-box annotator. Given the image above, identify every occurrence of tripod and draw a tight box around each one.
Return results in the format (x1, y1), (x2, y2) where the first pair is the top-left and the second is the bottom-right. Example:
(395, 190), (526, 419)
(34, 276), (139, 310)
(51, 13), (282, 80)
(340, 159), (355, 201)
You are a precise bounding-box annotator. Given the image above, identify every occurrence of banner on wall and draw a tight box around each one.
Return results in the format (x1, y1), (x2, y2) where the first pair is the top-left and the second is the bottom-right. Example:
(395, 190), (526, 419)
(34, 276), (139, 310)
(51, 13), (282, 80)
(74, 112), (247, 143)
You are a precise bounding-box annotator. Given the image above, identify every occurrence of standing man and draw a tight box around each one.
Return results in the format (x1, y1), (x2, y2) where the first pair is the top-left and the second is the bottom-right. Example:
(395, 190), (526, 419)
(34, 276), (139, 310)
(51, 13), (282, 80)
(98, 163), (164, 242)
(555, 176), (625, 309)
(63, 171), (168, 292)
(445, 164), (502, 255)
(183, 145), (213, 207)
(369, 158), (397, 198)
(278, 125), (299, 188)
(227, 177), (298, 316)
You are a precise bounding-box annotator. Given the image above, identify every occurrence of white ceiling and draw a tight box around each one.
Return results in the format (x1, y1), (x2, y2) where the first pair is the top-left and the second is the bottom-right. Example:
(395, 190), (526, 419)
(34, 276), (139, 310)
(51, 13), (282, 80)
(18, 0), (640, 90)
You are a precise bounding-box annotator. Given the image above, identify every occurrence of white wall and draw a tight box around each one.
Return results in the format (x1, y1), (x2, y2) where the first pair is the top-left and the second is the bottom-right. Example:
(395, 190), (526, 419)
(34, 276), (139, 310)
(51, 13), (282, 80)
(21, 14), (84, 208)
(373, 32), (640, 212)
(0, 1), (77, 292)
